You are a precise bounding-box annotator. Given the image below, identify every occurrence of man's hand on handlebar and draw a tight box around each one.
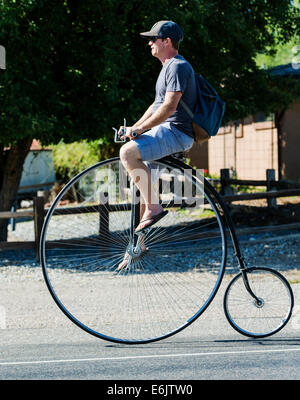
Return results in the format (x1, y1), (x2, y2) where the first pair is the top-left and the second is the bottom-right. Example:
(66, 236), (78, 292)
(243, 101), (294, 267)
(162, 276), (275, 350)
(118, 126), (142, 140)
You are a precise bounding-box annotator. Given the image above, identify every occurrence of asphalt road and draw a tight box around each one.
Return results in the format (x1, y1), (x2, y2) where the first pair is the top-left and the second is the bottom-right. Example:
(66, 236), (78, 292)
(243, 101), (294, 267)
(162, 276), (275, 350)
(0, 315), (299, 382)
(1, 244), (300, 383)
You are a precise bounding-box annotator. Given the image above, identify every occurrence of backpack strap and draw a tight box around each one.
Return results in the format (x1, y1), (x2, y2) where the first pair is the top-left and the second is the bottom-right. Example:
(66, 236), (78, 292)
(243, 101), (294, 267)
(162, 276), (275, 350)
(164, 56), (195, 121)
(179, 98), (193, 119)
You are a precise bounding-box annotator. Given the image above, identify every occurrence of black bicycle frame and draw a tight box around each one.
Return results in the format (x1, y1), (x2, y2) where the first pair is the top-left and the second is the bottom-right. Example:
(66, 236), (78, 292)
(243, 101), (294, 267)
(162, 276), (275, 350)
(162, 156), (261, 304)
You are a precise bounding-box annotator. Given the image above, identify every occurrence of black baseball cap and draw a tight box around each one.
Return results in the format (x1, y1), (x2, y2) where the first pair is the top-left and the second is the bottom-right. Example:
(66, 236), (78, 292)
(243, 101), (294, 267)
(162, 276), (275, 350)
(140, 20), (183, 42)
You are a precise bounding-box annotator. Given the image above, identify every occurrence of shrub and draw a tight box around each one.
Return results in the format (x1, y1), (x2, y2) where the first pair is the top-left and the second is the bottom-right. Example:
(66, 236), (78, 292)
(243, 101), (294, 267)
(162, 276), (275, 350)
(51, 138), (117, 183)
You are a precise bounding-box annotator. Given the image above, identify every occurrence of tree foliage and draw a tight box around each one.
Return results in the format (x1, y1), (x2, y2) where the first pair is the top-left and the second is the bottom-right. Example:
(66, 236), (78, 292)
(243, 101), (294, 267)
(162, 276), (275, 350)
(1, 0), (300, 147)
(256, 37), (300, 69)
(0, 0), (300, 239)
(50, 138), (116, 181)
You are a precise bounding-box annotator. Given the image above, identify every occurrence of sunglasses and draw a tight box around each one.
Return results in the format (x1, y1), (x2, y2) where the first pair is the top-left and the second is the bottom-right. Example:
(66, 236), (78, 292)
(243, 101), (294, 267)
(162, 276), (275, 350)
(148, 36), (163, 43)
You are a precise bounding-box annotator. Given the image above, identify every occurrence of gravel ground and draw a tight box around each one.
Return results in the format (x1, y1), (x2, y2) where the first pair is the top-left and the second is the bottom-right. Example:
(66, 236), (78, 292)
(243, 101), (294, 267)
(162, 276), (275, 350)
(1, 218), (300, 337)
(5, 216), (300, 273)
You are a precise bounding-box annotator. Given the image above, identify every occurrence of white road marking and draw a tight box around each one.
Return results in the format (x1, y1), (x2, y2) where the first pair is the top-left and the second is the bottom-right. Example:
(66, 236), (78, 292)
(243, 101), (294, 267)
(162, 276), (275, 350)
(1, 347), (300, 367)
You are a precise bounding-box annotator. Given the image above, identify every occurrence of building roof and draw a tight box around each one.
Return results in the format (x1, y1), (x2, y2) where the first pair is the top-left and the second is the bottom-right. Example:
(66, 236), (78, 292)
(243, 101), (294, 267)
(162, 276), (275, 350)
(30, 139), (42, 150)
(30, 139), (51, 151)
(4, 139), (51, 151)
(269, 63), (300, 78)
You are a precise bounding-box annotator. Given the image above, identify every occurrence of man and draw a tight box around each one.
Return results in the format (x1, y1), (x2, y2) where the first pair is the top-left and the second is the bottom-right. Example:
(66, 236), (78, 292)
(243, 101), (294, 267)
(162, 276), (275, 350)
(118, 20), (196, 269)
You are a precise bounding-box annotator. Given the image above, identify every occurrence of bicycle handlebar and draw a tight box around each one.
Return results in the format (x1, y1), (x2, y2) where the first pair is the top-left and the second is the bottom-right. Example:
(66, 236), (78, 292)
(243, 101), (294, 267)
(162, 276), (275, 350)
(113, 118), (137, 143)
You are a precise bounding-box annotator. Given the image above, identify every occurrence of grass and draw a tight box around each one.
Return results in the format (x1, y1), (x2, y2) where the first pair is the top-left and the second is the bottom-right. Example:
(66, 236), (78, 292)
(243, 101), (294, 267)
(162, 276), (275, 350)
(287, 271), (300, 285)
(177, 207), (215, 219)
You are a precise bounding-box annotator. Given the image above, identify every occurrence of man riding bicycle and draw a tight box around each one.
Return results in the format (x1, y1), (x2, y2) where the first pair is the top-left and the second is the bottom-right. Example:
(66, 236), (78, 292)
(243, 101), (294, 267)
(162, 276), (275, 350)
(118, 20), (196, 269)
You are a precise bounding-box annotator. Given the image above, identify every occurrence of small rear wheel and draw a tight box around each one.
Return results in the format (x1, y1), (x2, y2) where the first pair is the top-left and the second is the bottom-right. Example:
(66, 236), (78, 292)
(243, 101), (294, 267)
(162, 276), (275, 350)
(223, 267), (294, 338)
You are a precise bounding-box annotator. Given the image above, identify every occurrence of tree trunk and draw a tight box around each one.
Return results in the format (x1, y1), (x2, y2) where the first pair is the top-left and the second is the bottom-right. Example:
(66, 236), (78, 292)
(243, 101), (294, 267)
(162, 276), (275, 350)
(0, 138), (32, 241)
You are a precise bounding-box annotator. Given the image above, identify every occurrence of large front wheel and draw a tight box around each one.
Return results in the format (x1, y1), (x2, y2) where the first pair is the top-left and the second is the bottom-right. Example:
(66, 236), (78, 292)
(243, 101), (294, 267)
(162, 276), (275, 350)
(40, 157), (227, 344)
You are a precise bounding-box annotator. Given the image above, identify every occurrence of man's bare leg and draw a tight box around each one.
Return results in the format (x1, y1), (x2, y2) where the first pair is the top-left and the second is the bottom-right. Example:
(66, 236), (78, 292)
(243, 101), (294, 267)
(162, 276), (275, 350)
(120, 141), (164, 231)
(117, 143), (162, 270)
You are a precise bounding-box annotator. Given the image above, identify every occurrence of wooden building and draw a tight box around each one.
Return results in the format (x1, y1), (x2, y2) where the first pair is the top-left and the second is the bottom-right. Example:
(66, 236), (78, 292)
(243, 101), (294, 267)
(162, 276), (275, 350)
(187, 64), (300, 181)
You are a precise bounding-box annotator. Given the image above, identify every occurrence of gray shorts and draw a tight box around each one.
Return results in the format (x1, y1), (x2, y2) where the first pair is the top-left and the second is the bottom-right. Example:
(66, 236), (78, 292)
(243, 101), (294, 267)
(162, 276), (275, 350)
(133, 122), (194, 161)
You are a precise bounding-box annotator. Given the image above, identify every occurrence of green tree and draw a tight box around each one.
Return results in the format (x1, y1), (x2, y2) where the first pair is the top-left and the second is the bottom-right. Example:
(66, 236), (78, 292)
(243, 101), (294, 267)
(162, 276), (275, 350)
(255, 0), (299, 68)
(1, 0), (300, 240)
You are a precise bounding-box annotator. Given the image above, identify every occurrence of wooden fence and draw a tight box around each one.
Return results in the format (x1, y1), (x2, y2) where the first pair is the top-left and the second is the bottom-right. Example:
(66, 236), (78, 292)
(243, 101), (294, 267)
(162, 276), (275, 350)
(0, 197), (44, 257)
(1, 168), (300, 260)
(219, 168), (300, 207)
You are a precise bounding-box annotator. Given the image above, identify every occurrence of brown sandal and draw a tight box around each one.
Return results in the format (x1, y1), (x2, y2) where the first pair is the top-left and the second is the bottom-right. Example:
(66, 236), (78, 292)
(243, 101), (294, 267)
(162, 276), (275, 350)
(135, 210), (168, 233)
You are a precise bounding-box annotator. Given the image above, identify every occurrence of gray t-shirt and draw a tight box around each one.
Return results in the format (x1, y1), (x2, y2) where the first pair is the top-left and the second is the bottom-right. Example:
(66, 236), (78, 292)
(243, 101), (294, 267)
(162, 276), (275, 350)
(153, 54), (196, 137)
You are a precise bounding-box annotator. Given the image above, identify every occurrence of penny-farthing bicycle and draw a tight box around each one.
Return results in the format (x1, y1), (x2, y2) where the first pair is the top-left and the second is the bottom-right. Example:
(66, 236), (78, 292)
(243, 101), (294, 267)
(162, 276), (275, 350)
(40, 122), (294, 344)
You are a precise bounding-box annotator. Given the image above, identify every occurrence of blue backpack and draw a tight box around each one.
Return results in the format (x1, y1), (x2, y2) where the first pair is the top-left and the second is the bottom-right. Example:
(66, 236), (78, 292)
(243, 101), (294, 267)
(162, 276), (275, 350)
(180, 74), (226, 144)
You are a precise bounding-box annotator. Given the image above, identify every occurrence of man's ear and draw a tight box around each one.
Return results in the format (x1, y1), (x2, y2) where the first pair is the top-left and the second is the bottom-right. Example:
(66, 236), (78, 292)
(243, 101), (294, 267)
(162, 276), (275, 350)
(164, 37), (171, 47)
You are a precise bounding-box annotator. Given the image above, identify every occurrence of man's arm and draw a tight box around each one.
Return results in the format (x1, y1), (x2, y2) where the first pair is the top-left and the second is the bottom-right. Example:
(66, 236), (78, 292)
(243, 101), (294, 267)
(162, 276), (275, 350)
(120, 92), (182, 139)
(132, 103), (154, 128)
(118, 103), (154, 138)
(135, 91), (182, 134)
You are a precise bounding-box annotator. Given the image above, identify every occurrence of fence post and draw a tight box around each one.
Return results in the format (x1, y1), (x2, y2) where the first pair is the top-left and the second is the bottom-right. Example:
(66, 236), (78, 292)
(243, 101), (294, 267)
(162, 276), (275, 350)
(33, 195), (45, 261)
(266, 169), (277, 209)
(221, 169), (233, 196)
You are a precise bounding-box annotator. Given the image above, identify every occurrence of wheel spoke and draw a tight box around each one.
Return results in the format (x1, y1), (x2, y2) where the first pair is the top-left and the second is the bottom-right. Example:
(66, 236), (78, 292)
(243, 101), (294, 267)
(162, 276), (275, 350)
(224, 267), (294, 338)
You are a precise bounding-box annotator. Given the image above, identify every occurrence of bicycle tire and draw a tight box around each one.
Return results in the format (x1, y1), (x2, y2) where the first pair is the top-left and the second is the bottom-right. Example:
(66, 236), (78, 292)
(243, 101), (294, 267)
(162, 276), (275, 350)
(40, 157), (227, 344)
(223, 267), (294, 338)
